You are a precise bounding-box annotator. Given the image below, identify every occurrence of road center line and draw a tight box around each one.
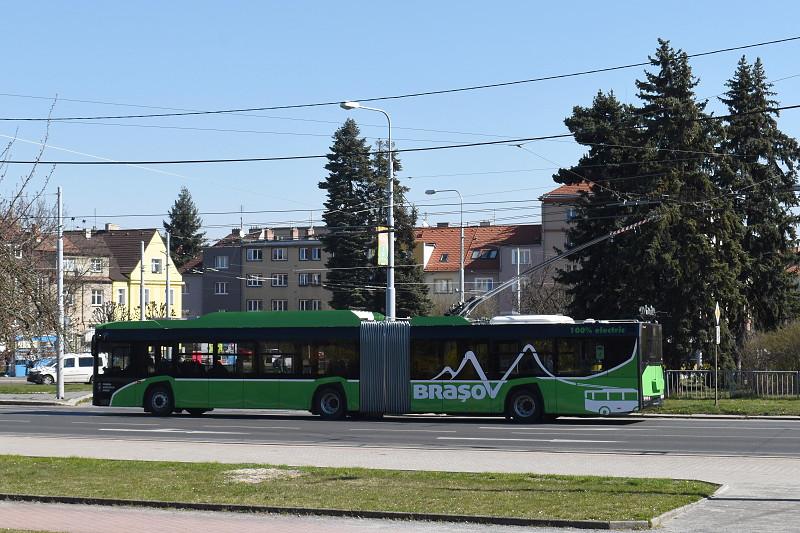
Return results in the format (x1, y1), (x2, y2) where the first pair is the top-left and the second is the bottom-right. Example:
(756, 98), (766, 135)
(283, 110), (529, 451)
(98, 428), (249, 435)
(201, 425), (301, 430)
(349, 428), (457, 433)
(438, 437), (619, 443)
(0, 419), (30, 423)
(72, 422), (158, 426)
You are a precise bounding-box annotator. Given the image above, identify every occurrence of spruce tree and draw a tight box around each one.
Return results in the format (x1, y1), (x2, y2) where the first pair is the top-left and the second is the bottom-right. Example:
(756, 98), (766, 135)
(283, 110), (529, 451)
(369, 140), (431, 317)
(319, 119), (374, 310)
(163, 187), (205, 268)
(720, 57), (800, 347)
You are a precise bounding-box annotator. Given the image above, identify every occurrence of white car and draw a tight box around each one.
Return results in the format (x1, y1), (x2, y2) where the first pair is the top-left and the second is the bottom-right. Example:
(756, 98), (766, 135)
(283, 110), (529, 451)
(29, 354), (104, 385)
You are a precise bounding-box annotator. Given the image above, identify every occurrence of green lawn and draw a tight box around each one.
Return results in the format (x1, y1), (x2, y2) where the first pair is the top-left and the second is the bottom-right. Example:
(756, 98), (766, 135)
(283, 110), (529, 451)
(0, 384), (92, 395)
(652, 398), (800, 416)
(0, 456), (716, 522)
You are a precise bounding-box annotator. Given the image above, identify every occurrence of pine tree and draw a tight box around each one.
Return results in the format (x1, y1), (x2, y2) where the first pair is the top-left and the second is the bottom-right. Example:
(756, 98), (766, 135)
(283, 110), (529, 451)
(319, 119), (374, 310)
(163, 187), (205, 268)
(369, 140), (431, 317)
(720, 57), (800, 348)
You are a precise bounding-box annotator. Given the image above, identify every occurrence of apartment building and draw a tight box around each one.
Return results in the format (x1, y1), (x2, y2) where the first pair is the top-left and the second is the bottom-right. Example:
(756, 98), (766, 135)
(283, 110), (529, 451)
(203, 226), (330, 313)
(539, 181), (592, 277)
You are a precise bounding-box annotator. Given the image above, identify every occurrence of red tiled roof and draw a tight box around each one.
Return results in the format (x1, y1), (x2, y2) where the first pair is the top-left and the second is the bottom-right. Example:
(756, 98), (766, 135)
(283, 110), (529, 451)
(540, 181), (593, 204)
(179, 253), (203, 275)
(415, 224), (541, 273)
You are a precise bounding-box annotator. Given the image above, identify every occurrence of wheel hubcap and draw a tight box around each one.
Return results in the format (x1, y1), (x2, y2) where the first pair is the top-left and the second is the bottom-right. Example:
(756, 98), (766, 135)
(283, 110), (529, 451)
(320, 393), (340, 415)
(514, 395), (535, 418)
(152, 392), (168, 409)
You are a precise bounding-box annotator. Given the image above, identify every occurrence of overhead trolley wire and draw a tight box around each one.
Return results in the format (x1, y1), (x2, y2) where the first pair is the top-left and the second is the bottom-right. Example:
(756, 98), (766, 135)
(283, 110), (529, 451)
(0, 36), (797, 123)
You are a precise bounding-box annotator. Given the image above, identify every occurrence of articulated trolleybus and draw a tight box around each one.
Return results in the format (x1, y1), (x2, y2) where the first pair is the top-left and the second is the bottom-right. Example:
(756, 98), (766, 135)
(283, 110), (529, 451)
(92, 311), (664, 422)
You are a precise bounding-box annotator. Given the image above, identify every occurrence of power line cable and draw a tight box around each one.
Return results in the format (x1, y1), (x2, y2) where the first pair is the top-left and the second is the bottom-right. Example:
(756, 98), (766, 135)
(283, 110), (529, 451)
(2, 36), (797, 122)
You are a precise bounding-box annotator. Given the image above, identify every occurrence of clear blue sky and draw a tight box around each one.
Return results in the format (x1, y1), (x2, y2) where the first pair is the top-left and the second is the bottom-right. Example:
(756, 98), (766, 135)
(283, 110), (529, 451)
(3, 1), (800, 240)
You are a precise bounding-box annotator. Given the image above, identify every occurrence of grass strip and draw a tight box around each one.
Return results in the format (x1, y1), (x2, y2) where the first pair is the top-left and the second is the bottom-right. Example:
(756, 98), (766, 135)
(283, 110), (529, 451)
(0, 384), (92, 395)
(651, 398), (800, 416)
(0, 456), (715, 522)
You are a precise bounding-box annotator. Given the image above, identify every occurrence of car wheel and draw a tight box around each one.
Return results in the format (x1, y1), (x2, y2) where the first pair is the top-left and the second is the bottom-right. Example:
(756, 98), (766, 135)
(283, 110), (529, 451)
(506, 388), (543, 423)
(315, 387), (346, 420)
(146, 385), (174, 417)
(42, 375), (54, 385)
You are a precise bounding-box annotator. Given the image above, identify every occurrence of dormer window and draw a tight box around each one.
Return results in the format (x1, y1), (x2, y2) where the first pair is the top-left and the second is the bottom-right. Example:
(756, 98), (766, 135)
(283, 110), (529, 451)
(470, 249), (498, 259)
(439, 253), (449, 262)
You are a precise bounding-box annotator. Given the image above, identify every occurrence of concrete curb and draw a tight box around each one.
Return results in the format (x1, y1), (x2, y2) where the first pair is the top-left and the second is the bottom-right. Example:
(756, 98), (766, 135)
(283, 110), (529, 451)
(0, 393), (92, 407)
(649, 484), (728, 527)
(0, 493), (654, 530)
(633, 413), (800, 420)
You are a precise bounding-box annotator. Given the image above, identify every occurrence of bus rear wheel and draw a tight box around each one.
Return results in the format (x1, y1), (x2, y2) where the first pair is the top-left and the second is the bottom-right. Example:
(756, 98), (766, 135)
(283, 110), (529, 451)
(507, 388), (543, 423)
(315, 387), (346, 420)
(146, 385), (174, 417)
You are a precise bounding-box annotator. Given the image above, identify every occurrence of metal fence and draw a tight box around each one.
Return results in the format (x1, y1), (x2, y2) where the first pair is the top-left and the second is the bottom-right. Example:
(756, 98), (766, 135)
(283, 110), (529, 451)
(665, 370), (800, 399)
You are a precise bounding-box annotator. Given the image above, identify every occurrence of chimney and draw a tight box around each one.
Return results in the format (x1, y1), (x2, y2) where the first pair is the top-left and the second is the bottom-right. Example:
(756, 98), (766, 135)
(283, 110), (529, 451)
(479, 220), (491, 227)
(436, 222), (450, 228)
(104, 223), (120, 231)
(85, 228), (92, 239)
(232, 228), (241, 237)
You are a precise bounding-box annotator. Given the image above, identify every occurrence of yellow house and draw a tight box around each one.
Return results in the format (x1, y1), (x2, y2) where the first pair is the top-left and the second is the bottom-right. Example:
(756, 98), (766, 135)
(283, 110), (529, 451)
(98, 227), (183, 320)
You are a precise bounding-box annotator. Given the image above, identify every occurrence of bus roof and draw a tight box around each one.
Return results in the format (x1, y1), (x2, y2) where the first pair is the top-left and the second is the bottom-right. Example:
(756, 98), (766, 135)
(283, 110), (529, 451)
(96, 310), (386, 331)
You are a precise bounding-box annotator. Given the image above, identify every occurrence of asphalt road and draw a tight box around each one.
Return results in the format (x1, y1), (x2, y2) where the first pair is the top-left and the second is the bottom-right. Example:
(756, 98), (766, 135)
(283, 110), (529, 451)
(0, 405), (797, 458)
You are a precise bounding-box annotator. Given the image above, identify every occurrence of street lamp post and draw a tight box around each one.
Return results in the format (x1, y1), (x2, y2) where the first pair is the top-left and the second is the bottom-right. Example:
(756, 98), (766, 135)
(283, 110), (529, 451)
(425, 189), (464, 305)
(340, 101), (396, 321)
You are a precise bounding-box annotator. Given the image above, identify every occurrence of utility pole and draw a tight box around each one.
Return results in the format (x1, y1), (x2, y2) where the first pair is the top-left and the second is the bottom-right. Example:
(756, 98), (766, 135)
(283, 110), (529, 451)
(140, 241), (145, 321)
(516, 247), (521, 314)
(165, 232), (170, 319)
(56, 186), (64, 400)
(714, 301), (720, 407)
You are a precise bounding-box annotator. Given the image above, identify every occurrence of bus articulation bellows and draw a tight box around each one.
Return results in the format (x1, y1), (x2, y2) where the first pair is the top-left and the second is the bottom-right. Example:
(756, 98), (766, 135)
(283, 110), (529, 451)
(91, 311), (664, 422)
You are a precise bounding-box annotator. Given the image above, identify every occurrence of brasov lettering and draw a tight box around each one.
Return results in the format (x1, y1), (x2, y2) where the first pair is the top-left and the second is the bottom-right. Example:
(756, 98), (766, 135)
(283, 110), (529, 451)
(413, 383), (494, 402)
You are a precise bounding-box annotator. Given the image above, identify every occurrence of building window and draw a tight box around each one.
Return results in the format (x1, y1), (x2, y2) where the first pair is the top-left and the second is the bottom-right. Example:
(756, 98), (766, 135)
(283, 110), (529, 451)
(439, 253), (449, 263)
(271, 299), (288, 311)
(13, 248), (22, 259)
(182, 283), (189, 295)
(434, 279), (453, 294)
(475, 278), (494, 292)
(214, 282), (229, 295)
(91, 257), (103, 272)
(117, 288), (126, 306)
(151, 258), (162, 274)
(298, 273), (310, 286)
(566, 207), (578, 221)
(271, 273), (288, 287)
(214, 255), (229, 269)
(169, 289), (174, 305)
(512, 249), (531, 265)
(246, 299), (264, 312)
(311, 247), (322, 261)
(144, 288), (151, 305)
(299, 299), (321, 311)
(64, 291), (75, 306)
(311, 273), (322, 286)
(91, 289), (103, 306)
(63, 258), (76, 272)
(471, 249), (498, 259)
(272, 248), (288, 261)
(246, 274), (264, 287)
(299, 248), (309, 261)
(246, 248), (263, 262)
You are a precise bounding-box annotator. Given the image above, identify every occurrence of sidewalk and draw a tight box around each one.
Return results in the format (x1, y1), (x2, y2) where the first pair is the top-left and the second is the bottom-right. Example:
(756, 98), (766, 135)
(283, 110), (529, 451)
(0, 377), (92, 406)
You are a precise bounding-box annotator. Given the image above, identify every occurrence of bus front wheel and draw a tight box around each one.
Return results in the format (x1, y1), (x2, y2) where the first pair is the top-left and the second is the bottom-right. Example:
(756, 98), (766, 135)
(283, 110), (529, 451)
(315, 387), (346, 420)
(507, 388), (543, 423)
(146, 385), (174, 417)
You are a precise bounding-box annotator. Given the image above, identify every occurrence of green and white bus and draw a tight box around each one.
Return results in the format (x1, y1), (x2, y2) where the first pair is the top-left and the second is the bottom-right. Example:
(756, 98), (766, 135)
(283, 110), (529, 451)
(91, 310), (664, 422)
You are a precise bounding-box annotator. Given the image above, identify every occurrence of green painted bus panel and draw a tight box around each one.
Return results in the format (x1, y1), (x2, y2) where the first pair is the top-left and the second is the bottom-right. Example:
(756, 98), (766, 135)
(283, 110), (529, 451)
(641, 365), (665, 397)
(172, 379), (209, 408)
(243, 380), (280, 409)
(109, 380), (148, 407)
(209, 380), (242, 408)
(344, 381), (359, 412)
(409, 316), (471, 327)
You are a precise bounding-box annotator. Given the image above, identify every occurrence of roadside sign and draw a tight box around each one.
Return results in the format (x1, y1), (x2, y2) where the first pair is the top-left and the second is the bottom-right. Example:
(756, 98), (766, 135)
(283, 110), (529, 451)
(714, 301), (720, 326)
(715, 325), (720, 345)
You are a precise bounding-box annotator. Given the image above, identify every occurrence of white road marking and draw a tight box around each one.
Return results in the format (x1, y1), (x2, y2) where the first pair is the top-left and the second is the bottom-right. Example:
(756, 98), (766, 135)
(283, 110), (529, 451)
(438, 437), (619, 443)
(71, 421), (158, 426)
(201, 425), (301, 430)
(0, 419), (30, 423)
(98, 428), (248, 435)
(349, 428), (457, 433)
